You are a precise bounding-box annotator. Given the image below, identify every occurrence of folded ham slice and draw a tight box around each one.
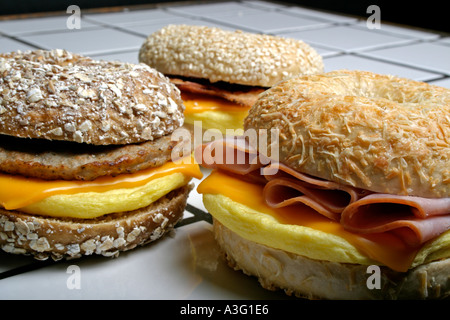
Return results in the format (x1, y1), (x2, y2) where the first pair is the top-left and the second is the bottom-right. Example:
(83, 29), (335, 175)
(341, 194), (450, 247)
(196, 137), (450, 248)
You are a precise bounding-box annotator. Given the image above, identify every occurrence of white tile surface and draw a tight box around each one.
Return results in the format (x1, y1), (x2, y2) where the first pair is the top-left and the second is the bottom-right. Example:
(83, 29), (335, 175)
(277, 25), (416, 52)
(84, 8), (180, 26)
(167, 1), (264, 18)
(353, 21), (440, 40)
(117, 17), (235, 38)
(0, 222), (289, 300)
(438, 37), (450, 46)
(428, 77), (450, 88)
(310, 44), (341, 58)
(19, 27), (145, 55)
(0, 15), (99, 36)
(0, 36), (37, 52)
(279, 6), (358, 24)
(205, 10), (331, 33)
(324, 54), (442, 81)
(360, 41), (450, 75)
(90, 50), (140, 64)
(241, 0), (287, 10)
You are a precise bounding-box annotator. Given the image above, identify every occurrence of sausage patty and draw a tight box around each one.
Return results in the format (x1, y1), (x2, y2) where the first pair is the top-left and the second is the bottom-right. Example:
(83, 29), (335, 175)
(0, 132), (184, 181)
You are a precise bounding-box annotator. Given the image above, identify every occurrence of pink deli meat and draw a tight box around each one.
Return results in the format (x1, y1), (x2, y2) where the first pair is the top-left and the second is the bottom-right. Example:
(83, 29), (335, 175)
(195, 138), (450, 247)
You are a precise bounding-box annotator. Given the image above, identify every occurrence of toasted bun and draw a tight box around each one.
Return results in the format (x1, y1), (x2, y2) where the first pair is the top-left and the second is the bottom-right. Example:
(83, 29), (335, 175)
(0, 184), (192, 260)
(0, 49), (185, 145)
(245, 70), (450, 198)
(214, 219), (450, 299)
(139, 25), (324, 87)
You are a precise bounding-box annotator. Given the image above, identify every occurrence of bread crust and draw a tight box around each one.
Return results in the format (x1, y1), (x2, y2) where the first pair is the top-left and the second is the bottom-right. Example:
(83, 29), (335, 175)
(214, 220), (450, 300)
(0, 49), (185, 145)
(245, 70), (450, 198)
(0, 184), (192, 260)
(139, 25), (324, 87)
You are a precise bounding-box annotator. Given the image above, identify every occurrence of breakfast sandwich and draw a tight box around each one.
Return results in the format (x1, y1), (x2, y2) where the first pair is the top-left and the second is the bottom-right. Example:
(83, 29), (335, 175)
(138, 24), (324, 134)
(0, 49), (202, 260)
(196, 70), (450, 299)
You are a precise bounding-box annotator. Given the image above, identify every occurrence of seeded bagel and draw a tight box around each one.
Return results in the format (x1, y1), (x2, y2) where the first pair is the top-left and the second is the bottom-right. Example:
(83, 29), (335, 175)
(0, 49), (199, 260)
(245, 70), (450, 198)
(0, 49), (185, 145)
(139, 24), (324, 87)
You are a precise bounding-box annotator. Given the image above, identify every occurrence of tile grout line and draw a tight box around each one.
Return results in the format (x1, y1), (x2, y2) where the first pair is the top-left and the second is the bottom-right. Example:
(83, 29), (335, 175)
(0, 259), (57, 280)
(179, 204), (213, 226)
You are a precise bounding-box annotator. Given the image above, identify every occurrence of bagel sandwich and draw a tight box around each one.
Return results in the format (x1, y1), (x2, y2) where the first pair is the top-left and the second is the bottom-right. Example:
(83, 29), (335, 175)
(0, 49), (202, 261)
(196, 70), (450, 299)
(138, 24), (324, 134)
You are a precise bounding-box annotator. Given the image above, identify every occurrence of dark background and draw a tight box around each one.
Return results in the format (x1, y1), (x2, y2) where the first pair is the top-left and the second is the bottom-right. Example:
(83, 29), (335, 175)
(0, 0), (448, 33)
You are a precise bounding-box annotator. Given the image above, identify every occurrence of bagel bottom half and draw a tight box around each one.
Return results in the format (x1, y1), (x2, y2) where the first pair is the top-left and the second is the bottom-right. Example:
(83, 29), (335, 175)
(203, 193), (450, 300)
(0, 184), (192, 261)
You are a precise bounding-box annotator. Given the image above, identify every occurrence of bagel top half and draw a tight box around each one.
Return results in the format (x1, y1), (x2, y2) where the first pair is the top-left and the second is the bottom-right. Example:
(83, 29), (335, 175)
(0, 49), (185, 145)
(139, 24), (324, 87)
(245, 70), (450, 199)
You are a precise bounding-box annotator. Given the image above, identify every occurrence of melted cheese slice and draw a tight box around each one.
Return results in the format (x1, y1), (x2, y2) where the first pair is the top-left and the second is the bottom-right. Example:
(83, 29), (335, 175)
(198, 170), (424, 272)
(182, 93), (250, 114)
(181, 93), (250, 132)
(0, 158), (202, 219)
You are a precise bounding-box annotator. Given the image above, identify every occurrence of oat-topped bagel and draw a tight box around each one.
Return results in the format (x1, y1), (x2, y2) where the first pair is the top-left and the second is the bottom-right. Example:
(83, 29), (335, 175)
(139, 24), (323, 87)
(245, 70), (450, 198)
(0, 49), (184, 145)
(0, 49), (201, 260)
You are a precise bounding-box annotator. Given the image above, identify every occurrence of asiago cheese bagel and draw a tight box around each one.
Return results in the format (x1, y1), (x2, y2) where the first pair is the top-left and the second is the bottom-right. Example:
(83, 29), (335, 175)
(139, 24), (323, 133)
(0, 49), (202, 260)
(197, 70), (450, 299)
(245, 70), (450, 198)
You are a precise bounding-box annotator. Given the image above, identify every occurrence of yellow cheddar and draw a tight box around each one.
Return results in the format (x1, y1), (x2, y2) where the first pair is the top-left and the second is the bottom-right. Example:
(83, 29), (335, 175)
(0, 158), (202, 219)
(181, 93), (250, 132)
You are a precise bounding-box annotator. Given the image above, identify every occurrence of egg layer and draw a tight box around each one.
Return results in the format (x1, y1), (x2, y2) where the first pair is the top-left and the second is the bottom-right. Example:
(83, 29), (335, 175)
(182, 95), (250, 133)
(0, 159), (202, 219)
(21, 173), (191, 219)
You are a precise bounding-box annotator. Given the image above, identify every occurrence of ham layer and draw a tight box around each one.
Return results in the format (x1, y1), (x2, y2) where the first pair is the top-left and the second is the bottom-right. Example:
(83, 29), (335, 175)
(196, 137), (450, 249)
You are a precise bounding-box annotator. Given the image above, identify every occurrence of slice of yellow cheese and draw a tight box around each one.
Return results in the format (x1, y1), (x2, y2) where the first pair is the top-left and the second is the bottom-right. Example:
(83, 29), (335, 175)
(181, 93), (250, 132)
(0, 158), (202, 219)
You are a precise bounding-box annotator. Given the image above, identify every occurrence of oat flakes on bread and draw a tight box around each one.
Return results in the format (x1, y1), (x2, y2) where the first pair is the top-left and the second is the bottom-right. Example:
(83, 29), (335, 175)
(0, 48), (184, 145)
(0, 49), (200, 260)
(198, 70), (450, 299)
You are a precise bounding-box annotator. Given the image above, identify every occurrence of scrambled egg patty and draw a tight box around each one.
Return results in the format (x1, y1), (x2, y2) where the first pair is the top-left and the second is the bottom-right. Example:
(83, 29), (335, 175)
(184, 109), (249, 133)
(21, 173), (191, 219)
